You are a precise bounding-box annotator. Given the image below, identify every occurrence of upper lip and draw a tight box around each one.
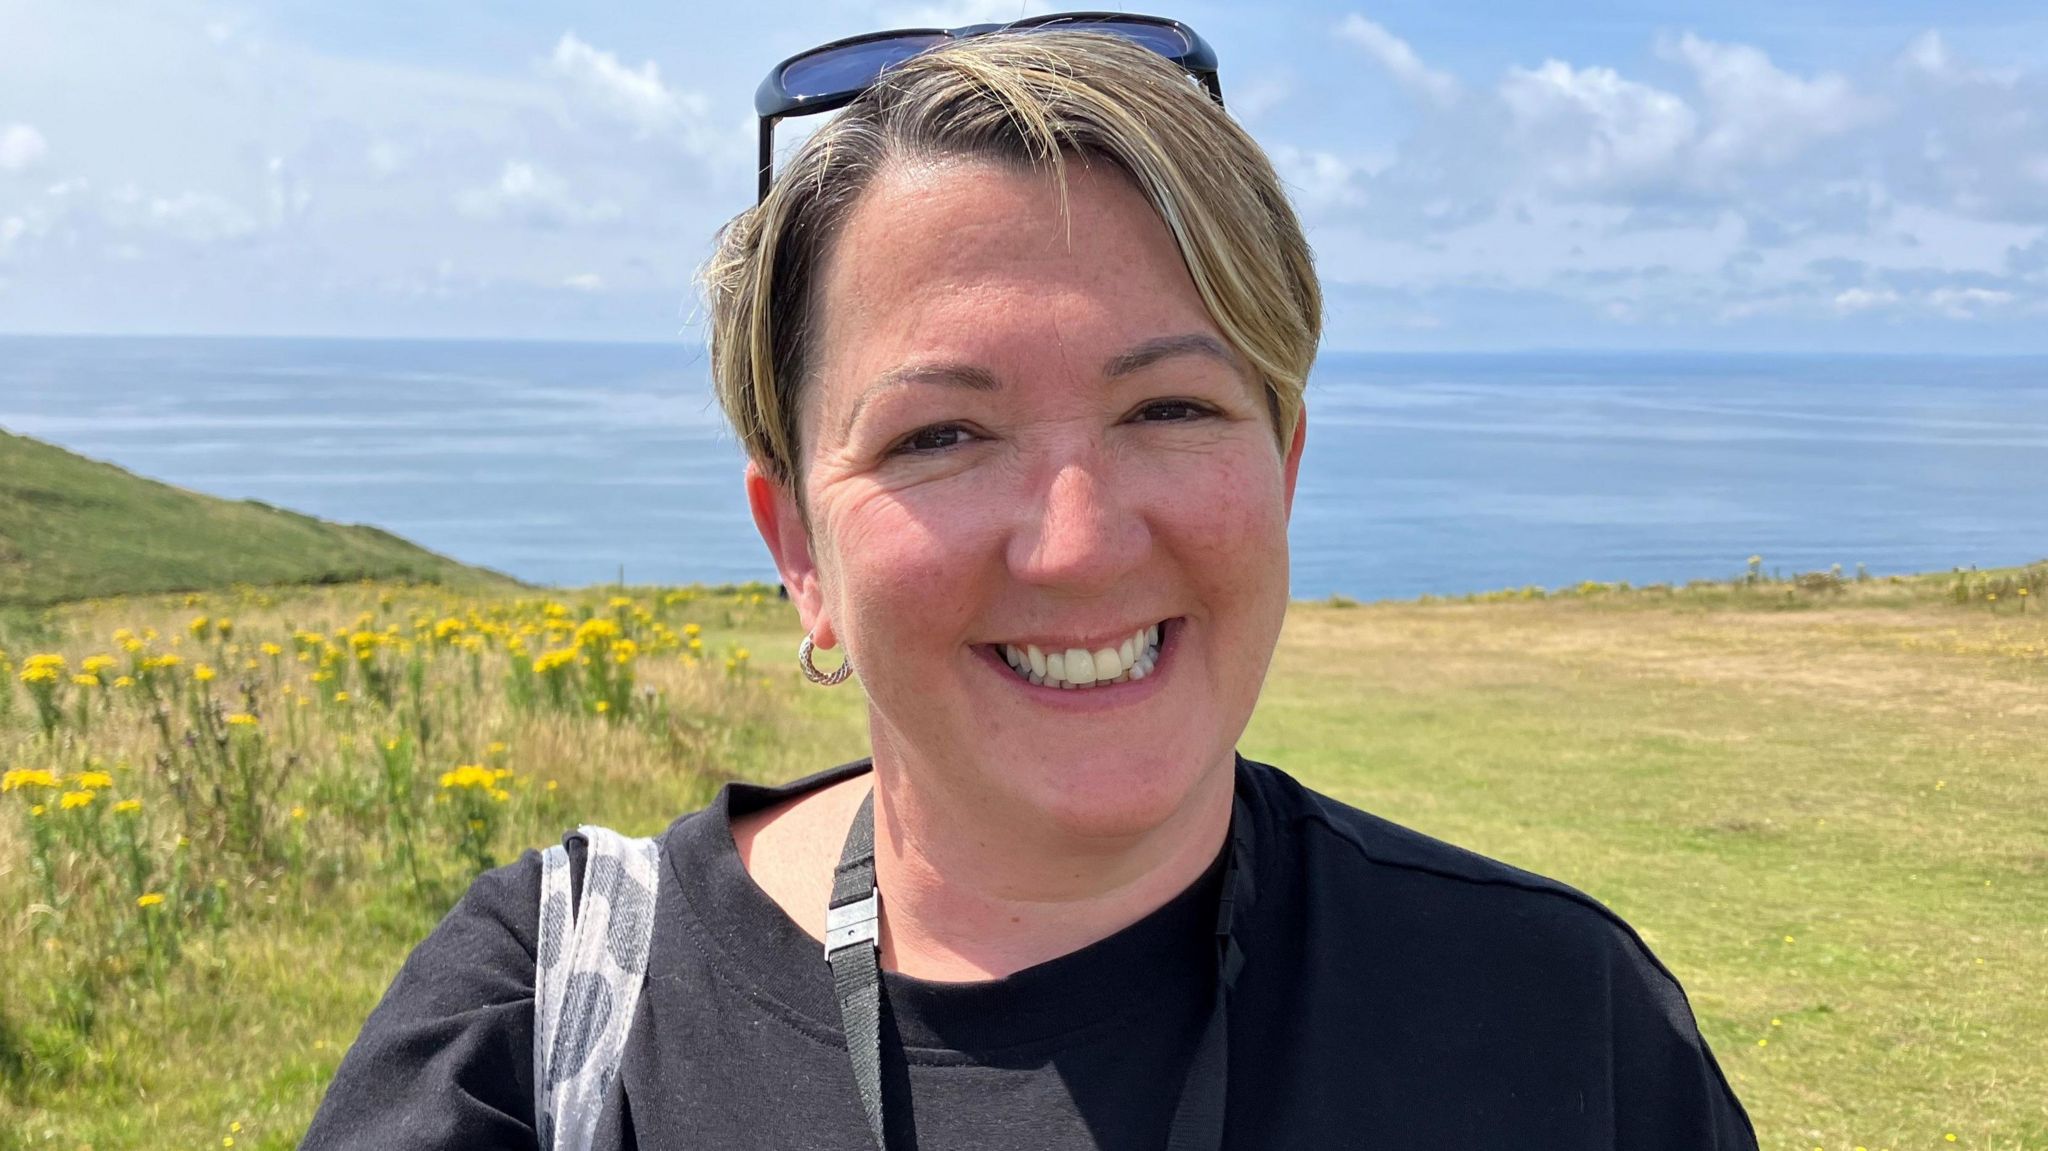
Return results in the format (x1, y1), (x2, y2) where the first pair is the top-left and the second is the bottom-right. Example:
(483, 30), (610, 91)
(983, 617), (1171, 651)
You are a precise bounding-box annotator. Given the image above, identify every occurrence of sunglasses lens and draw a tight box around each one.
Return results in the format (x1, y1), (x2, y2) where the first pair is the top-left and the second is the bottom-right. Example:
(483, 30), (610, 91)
(1037, 18), (1192, 59)
(780, 34), (950, 101)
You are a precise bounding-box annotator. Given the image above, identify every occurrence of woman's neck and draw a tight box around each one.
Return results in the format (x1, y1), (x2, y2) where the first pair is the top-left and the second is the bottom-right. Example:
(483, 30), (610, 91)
(864, 747), (1236, 982)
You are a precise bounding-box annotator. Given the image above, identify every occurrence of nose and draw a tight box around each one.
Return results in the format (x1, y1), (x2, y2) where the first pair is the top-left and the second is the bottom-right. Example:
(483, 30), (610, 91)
(1006, 442), (1146, 593)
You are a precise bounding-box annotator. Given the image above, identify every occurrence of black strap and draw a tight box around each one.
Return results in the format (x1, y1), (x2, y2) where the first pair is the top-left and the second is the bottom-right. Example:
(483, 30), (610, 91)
(825, 787), (1249, 1151)
(825, 790), (888, 1150)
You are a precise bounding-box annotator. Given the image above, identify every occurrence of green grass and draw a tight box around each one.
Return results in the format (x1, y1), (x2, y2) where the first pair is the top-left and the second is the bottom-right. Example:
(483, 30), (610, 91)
(1, 564), (2043, 1150)
(1243, 569), (2047, 1149)
(0, 429), (518, 607)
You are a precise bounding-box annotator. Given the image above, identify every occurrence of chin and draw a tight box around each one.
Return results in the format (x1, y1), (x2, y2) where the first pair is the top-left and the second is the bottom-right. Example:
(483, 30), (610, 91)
(1007, 743), (1224, 842)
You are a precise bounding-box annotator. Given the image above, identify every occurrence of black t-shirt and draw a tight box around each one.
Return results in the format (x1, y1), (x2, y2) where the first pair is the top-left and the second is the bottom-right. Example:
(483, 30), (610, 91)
(300, 756), (1758, 1149)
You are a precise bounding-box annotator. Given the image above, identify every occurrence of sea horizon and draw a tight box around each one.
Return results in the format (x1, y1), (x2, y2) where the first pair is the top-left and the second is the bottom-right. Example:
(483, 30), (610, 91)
(4, 333), (2044, 600)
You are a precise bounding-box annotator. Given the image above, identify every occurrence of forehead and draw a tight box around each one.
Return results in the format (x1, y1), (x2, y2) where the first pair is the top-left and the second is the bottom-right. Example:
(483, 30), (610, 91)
(805, 156), (1223, 413)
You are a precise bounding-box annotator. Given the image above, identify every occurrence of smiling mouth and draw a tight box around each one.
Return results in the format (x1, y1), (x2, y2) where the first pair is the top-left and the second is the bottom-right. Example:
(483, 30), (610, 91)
(981, 619), (1173, 690)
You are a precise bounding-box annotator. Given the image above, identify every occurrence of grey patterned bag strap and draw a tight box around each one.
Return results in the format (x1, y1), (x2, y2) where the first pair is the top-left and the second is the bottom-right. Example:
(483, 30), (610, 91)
(535, 825), (661, 1151)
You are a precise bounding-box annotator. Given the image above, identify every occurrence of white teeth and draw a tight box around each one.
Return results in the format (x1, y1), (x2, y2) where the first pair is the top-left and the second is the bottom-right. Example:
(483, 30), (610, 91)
(997, 621), (1166, 690)
(1093, 646), (1121, 679)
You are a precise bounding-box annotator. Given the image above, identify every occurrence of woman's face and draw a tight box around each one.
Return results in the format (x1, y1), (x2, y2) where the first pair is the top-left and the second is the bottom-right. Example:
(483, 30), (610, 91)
(750, 156), (1306, 840)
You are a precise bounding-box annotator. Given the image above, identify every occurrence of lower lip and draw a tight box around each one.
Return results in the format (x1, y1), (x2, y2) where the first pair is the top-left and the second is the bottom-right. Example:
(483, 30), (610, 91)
(976, 620), (1178, 711)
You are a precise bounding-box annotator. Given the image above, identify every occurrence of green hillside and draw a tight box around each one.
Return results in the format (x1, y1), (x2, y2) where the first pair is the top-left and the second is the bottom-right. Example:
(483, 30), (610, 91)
(0, 428), (517, 606)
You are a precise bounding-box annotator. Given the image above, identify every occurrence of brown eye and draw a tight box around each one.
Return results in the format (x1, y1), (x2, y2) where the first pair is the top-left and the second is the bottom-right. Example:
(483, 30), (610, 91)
(894, 424), (973, 454)
(1135, 399), (1212, 423)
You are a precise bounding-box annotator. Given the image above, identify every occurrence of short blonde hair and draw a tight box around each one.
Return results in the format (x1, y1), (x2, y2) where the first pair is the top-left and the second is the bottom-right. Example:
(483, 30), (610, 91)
(702, 30), (1321, 486)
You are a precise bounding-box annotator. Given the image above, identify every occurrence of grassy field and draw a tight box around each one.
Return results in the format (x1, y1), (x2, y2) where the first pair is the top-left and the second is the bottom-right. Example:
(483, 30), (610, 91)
(0, 430), (515, 608)
(0, 563), (2042, 1150)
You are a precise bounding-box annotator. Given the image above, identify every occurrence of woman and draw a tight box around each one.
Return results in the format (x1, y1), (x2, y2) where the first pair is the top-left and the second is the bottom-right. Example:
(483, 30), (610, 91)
(302, 21), (1757, 1150)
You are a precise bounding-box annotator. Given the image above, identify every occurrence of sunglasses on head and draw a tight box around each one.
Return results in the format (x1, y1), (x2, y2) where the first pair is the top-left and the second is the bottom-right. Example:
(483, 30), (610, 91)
(753, 11), (1223, 201)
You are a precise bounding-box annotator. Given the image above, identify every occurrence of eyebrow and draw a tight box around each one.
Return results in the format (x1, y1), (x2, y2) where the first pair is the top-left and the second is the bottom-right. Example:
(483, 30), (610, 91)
(844, 333), (1240, 430)
(1102, 333), (1239, 379)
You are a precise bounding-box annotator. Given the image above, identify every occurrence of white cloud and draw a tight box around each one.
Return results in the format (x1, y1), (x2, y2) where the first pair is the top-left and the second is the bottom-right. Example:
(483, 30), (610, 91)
(126, 189), (260, 244)
(1498, 61), (1696, 195)
(1271, 144), (1382, 209)
(1833, 287), (1899, 313)
(563, 272), (604, 292)
(455, 161), (622, 229)
(1927, 285), (2011, 317)
(1337, 15), (1458, 107)
(1899, 30), (2019, 88)
(1665, 33), (1868, 170)
(0, 123), (48, 172)
(366, 140), (405, 177)
(548, 33), (712, 146)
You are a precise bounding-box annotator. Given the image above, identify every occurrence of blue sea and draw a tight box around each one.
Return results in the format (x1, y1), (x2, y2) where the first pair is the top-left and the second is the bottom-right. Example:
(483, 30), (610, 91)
(2, 335), (2043, 599)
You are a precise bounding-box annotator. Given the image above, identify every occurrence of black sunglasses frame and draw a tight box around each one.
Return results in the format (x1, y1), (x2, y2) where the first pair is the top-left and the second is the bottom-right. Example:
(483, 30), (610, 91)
(753, 11), (1223, 201)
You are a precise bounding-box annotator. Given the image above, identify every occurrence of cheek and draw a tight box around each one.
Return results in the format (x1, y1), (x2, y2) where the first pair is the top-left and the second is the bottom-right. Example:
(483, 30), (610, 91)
(817, 482), (998, 652)
(1145, 443), (1291, 604)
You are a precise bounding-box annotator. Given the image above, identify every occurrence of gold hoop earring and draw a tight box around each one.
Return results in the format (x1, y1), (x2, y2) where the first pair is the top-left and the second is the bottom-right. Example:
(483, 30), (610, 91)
(797, 631), (853, 686)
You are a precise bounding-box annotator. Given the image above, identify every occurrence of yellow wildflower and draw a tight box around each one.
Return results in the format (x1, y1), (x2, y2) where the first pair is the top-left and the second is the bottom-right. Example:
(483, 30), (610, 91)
(74, 770), (115, 790)
(333, 691), (350, 703)
(532, 649), (577, 675)
(573, 618), (621, 648)
(190, 615), (209, 636)
(487, 740), (508, 756)
(114, 675), (135, 688)
(292, 805), (308, 821)
(60, 790), (95, 810)
(80, 654), (118, 676)
(683, 623), (702, 639)
(30, 804), (46, 817)
(226, 713), (258, 727)
(137, 892), (165, 908)
(73, 673), (100, 687)
(439, 764), (497, 790)
(114, 798), (143, 814)
(193, 663), (217, 683)
(2, 768), (61, 792)
(594, 700), (610, 713)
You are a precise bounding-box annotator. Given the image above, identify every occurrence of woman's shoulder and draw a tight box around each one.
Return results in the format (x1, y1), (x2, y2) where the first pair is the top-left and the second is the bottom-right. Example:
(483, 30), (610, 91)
(1241, 755), (1666, 965)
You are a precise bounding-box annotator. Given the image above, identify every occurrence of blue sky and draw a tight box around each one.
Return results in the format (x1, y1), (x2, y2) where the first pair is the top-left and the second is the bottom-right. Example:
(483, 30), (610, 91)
(3, 0), (2046, 350)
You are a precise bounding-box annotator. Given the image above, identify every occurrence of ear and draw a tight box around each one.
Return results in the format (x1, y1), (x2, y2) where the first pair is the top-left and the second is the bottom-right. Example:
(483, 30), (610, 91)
(744, 459), (837, 648)
(1281, 403), (1308, 521)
